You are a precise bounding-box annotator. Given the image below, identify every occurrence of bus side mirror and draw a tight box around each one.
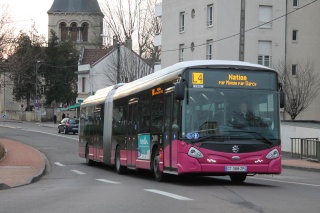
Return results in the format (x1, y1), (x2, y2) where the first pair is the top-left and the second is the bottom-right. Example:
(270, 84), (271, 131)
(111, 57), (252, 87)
(280, 91), (285, 108)
(175, 82), (185, 100)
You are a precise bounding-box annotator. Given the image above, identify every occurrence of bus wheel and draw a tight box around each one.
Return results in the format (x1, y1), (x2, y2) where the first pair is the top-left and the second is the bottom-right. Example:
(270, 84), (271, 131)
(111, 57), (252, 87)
(153, 150), (166, 182)
(230, 173), (247, 184)
(115, 146), (126, 174)
(85, 145), (93, 166)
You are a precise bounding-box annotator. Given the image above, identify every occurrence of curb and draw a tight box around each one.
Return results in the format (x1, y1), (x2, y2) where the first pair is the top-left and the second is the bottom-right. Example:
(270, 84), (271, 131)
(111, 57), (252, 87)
(0, 148), (48, 191)
(282, 165), (320, 173)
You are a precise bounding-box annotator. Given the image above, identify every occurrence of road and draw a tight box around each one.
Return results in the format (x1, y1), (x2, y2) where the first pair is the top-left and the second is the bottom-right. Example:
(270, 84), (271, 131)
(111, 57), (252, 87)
(0, 122), (320, 213)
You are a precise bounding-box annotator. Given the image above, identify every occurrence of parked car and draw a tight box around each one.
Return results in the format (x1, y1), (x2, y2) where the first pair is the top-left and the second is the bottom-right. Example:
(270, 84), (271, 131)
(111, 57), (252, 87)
(58, 118), (79, 134)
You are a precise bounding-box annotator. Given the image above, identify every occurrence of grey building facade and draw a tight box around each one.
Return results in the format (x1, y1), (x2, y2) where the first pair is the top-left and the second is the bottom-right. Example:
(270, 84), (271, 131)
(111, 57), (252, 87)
(156, 0), (320, 120)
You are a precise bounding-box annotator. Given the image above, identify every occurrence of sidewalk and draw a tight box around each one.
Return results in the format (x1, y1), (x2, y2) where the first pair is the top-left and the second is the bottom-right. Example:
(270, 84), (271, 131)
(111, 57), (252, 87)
(0, 121), (320, 190)
(0, 139), (46, 190)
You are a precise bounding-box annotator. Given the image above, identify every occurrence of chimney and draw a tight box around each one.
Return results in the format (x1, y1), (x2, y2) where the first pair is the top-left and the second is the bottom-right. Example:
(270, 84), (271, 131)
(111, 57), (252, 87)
(113, 35), (119, 49)
(126, 37), (132, 50)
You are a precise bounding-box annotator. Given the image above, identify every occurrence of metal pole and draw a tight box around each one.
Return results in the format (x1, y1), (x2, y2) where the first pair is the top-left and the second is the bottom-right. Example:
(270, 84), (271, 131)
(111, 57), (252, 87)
(3, 70), (5, 112)
(117, 41), (120, 84)
(35, 62), (37, 102)
(35, 61), (42, 110)
(239, 0), (245, 61)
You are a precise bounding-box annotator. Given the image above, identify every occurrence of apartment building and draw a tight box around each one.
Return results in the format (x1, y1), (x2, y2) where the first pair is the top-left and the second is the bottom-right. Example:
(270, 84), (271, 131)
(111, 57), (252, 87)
(157, 0), (286, 68)
(285, 0), (320, 120)
(155, 0), (320, 120)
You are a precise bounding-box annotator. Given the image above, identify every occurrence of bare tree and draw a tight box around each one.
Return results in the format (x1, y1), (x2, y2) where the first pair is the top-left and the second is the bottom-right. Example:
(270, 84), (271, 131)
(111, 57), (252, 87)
(100, 0), (161, 66)
(101, 0), (140, 43)
(101, 44), (153, 85)
(137, 0), (162, 64)
(0, 4), (16, 112)
(274, 60), (320, 120)
(0, 4), (15, 60)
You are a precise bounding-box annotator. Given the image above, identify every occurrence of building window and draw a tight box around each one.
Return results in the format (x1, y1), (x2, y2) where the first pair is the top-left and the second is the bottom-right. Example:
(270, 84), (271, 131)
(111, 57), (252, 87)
(82, 77), (86, 93)
(70, 22), (78, 42)
(292, 30), (298, 41)
(292, 64), (297, 76)
(179, 44), (184, 62)
(60, 22), (68, 41)
(81, 22), (89, 42)
(293, 0), (299, 7)
(259, 5), (272, 28)
(258, 41), (272, 67)
(41, 85), (46, 95)
(207, 4), (213, 27)
(206, 39), (213, 59)
(179, 12), (185, 32)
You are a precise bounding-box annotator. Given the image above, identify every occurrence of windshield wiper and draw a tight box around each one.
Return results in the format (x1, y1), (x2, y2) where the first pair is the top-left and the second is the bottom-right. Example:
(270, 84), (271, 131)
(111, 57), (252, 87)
(223, 130), (273, 145)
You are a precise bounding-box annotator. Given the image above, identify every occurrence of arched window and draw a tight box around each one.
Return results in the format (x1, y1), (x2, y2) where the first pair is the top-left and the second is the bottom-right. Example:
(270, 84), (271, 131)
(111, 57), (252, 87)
(70, 22), (78, 42)
(60, 22), (68, 41)
(81, 22), (89, 42)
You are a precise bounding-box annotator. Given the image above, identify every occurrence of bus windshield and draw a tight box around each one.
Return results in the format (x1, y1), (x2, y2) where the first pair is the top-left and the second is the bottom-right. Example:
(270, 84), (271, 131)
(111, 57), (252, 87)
(181, 88), (280, 143)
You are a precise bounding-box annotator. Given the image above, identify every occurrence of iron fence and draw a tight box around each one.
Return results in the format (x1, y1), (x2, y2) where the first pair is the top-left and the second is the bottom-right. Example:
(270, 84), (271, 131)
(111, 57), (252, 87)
(290, 138), (320, 162)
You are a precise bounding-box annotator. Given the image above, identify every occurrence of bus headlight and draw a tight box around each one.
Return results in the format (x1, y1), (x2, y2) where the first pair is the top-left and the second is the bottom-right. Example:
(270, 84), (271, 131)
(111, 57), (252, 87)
(266, 149), (280, 159)
(188, 147), (204, 158)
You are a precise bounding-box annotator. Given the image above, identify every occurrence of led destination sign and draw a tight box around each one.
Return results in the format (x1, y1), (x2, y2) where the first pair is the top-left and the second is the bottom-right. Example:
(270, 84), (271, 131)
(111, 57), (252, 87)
(188, 69), (277, 90)
(219, 74), (257, 87)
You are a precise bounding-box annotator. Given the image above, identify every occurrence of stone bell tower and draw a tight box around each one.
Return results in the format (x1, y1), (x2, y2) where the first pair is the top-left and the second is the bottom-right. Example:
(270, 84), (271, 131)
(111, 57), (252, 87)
(47, 0), (104, 49)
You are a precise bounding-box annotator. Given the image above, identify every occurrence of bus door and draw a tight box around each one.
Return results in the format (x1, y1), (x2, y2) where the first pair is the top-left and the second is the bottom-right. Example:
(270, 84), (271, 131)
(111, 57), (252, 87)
(92, 106), (101, 161)
(163, 89), (179, 172)
(127, 98), (139, 167)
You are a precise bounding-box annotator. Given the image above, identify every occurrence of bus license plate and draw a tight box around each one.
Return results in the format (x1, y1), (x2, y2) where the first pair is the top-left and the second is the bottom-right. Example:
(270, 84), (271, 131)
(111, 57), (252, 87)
(225, 166), (247, 172)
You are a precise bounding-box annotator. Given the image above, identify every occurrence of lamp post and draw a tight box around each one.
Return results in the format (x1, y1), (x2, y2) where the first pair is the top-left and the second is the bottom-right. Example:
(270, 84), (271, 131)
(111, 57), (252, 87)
(35, 60), (42, 110)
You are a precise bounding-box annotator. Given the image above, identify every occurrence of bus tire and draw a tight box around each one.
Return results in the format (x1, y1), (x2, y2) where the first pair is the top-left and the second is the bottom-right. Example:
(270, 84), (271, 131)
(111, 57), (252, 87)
(115, 146), (126, 174)
(153, 149), (166, 182)
(85, 145), (93, 166)
(230, 173), (247, 184)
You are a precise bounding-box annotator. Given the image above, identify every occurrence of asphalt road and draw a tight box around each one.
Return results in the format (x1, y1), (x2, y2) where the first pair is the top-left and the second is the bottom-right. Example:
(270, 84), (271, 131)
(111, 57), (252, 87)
(0, 122), (320, 213)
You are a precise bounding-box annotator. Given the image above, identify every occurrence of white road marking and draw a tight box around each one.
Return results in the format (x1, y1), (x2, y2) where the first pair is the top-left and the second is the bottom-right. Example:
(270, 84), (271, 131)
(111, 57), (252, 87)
(144, 189), (193, 200)
(54, 162), (65, 166)
(0, 125), (79, 141)
(250, 176), (320, 187)
(96, 179), (121, 184)
(71, 170), (86, 175)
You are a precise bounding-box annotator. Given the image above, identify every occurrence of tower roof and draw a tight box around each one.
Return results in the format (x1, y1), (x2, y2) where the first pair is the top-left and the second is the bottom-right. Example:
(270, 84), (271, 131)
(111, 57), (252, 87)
(48, 0), (103, 14)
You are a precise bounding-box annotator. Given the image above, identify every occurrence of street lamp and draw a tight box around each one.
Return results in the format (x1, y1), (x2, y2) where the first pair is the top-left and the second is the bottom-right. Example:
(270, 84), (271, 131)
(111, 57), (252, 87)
(35, 60), (43, 110)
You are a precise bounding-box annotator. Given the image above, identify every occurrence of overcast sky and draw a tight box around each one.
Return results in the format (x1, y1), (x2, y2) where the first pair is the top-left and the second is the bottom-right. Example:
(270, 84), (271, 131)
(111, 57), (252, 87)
(1, 0), (54, 39)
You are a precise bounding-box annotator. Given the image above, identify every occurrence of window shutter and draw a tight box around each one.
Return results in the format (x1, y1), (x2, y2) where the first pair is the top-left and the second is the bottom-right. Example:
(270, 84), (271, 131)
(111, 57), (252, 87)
(258, 41), (271, 55)
(259, 6), (272, 27)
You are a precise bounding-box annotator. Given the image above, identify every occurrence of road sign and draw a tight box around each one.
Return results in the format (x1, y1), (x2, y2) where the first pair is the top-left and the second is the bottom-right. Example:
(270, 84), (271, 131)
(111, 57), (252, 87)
(2, 114), (7, 120)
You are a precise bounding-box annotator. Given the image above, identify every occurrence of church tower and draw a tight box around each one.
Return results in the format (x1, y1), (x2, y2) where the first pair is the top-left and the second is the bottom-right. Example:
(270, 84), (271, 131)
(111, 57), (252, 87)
(47, 0), (104, 49)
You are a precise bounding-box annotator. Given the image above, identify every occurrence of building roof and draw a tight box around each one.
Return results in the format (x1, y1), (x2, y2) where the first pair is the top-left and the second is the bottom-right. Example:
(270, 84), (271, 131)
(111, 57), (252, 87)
(81, 47), (113, 65)
(48, 0), (103, 14)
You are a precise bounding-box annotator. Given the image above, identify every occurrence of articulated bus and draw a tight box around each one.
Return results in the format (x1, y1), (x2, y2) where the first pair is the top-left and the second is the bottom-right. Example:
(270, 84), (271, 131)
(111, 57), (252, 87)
(79, 60), (284, 183)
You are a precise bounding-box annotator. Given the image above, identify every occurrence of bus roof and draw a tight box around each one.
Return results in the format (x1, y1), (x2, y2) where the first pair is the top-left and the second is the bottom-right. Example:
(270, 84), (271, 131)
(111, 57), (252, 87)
(81, 60), (274, 107)
(113, 60), (273, 100)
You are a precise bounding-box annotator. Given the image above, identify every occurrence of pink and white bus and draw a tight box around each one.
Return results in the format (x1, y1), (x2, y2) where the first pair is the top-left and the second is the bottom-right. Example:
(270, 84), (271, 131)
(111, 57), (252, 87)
(79, 60), (284, 183)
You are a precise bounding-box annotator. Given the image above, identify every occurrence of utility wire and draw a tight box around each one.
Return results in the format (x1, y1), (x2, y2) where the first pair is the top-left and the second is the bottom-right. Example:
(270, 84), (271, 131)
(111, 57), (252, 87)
(162, 0), (319, 53)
